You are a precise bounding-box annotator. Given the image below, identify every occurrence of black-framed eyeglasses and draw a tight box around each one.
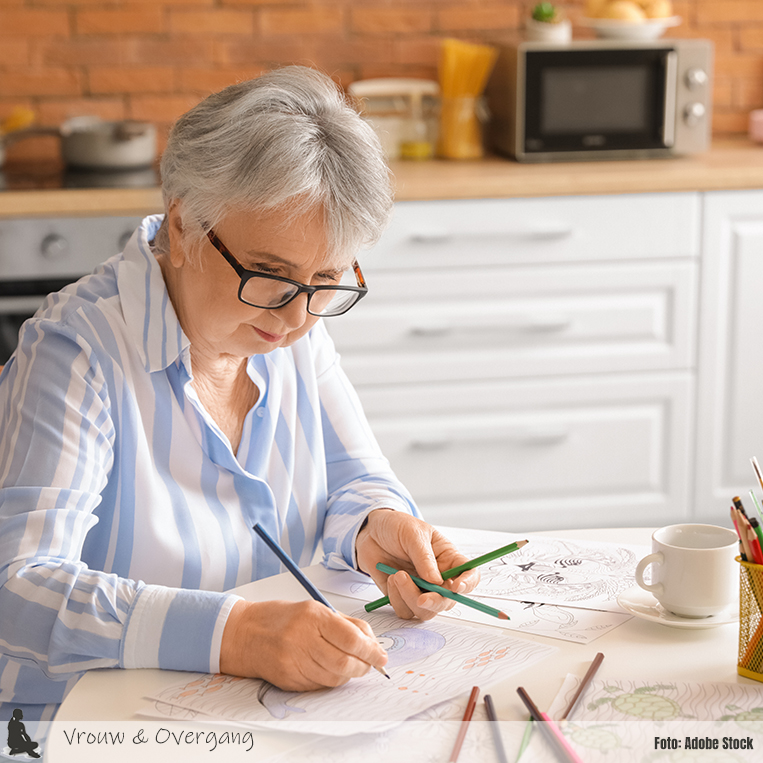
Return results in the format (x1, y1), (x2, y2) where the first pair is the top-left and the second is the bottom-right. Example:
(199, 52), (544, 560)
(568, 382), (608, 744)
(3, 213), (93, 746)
(206, 228), (368, 317)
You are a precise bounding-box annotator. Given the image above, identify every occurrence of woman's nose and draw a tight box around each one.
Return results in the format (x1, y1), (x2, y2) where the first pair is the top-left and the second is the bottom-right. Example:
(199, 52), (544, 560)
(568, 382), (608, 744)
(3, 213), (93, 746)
(274, 292), (310, 328)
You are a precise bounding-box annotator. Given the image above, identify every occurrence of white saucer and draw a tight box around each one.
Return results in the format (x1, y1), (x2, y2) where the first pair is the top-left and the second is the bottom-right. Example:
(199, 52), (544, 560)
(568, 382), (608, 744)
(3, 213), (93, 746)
(617, 586), (738, 629)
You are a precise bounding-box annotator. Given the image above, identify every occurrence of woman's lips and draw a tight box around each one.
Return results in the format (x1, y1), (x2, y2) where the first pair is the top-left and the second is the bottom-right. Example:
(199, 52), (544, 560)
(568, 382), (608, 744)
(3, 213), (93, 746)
(254, 327), (284, 343)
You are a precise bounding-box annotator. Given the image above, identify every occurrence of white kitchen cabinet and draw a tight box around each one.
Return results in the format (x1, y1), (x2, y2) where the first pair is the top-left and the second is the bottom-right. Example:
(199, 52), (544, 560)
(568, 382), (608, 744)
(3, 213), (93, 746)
(694, 190), (763, 522)
(359, 373), (693, 532)
(328, 193), (700, 530)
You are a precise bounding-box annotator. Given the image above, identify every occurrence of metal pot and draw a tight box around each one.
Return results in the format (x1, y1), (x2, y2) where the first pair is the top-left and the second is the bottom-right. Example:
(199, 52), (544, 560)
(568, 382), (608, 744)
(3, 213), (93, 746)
(0, 117), (157, 170)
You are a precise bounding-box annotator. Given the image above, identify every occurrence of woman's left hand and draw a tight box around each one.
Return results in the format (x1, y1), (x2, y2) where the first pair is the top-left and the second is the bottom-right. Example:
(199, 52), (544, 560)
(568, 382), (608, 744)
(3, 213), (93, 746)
(355, 510), (479, 620)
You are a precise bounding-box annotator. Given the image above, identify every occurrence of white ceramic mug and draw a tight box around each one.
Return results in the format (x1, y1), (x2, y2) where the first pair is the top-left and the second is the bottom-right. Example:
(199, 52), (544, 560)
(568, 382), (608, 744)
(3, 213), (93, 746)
(635, 524), (738, 618)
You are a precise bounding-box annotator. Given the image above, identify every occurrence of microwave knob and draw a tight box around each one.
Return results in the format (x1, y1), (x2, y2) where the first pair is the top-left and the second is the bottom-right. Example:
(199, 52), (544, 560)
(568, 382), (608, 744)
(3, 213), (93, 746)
(40, 233), (69, 260)
(684, 102), (706, 127)
(685, 68), (708, 90)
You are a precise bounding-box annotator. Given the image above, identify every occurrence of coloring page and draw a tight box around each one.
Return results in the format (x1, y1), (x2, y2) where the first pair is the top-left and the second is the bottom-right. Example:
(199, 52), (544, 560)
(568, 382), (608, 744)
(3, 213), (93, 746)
(313, 560), (633, 643)
(445, 532), (650, 612)
(540, 676), (763, 763)
(143, 610), (556, 736)
(548, 676), (763, 724)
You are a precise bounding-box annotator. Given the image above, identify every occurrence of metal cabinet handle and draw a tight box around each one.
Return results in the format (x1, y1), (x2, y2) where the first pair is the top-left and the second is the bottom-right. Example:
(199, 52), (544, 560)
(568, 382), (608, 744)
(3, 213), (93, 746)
(407, 315), (572, 337)
(408, 225), (574, 244)
(409, 425), (570, 450)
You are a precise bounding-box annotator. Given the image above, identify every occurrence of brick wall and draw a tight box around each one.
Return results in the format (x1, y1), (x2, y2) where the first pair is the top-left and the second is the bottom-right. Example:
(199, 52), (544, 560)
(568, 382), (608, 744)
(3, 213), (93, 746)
(1, 0), (761, 162)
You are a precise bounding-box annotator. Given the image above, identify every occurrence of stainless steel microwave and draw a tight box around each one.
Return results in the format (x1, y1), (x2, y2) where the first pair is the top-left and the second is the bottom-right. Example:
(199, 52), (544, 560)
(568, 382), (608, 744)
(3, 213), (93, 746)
(485, 39), (713, 162)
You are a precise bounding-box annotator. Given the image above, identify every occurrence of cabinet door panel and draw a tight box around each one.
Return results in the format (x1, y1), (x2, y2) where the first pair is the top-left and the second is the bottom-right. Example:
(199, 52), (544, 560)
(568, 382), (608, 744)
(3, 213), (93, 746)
(364, 194), (699, 268)
(358, 374), (693, 532)
(695, 190), (763, 519)
(329, 261), (696, 383)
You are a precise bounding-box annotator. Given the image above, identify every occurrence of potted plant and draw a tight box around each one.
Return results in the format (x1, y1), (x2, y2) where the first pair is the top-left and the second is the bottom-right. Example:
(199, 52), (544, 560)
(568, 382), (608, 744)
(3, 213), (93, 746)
(526, 3), (572, 42)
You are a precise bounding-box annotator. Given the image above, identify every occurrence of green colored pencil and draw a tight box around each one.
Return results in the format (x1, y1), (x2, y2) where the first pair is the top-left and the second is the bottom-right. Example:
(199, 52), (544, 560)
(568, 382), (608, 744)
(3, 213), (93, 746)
(514, 718), (534, 763)
(375, 563), (510, 620)
(365, 539), (528, 612)
(750, 489), (763, 524)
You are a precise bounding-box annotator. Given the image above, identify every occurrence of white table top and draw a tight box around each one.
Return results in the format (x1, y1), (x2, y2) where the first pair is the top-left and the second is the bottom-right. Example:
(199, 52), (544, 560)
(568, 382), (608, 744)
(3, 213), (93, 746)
(48, 527), (753, 761)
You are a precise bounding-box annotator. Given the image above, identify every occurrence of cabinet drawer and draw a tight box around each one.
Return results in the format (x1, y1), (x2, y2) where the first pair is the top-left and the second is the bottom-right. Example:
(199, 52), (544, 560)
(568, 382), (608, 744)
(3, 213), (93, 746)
(359, 373), (692, 532)
(364, 194), (699, 269)
(330, 261), (697, 384)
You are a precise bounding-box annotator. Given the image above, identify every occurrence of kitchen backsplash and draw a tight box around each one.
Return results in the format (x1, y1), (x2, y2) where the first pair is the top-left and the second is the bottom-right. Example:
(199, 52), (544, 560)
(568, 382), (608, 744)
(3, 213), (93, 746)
(0, 0), (760, 162)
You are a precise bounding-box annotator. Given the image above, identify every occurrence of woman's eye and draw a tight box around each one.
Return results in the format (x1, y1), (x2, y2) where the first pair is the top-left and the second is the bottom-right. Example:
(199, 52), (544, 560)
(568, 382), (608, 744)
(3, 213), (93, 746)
(316, 272), (342, 284)
(251, 264), (281, 276)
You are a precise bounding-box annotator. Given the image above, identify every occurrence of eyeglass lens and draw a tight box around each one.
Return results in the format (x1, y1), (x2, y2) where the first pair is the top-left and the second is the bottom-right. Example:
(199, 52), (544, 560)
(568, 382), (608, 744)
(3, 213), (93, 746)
(240, 270), (361, 316)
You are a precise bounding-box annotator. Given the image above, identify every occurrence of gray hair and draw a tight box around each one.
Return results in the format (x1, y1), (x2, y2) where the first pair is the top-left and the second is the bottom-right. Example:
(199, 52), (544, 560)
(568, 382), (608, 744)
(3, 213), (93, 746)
(153, 65), (393, 262)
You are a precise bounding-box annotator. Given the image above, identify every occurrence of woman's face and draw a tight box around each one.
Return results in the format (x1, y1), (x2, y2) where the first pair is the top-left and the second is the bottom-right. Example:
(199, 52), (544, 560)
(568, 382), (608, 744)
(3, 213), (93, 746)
(164, 205), (349, 361)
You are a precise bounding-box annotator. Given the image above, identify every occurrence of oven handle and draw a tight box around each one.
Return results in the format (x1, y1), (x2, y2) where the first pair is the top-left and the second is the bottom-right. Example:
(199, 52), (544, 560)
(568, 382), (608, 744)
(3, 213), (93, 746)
(0, 277), (81, 298)
(662, 51), (678, 148)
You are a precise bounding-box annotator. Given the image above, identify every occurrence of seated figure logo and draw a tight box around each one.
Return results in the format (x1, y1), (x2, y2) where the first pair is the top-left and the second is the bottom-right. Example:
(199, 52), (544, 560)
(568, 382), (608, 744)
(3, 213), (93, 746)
(4, 710), (41, 759)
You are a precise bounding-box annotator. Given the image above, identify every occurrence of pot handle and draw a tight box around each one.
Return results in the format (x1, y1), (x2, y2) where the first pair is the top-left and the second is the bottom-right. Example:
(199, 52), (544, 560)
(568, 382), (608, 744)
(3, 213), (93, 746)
(1, 126), (61, 148)
(113, 121), (150, 141)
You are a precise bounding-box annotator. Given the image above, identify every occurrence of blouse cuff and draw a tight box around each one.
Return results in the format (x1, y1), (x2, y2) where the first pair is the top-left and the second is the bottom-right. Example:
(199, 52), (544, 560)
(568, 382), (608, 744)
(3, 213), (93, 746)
(121, 584), (243, 673)
(323, 503), (405, 573)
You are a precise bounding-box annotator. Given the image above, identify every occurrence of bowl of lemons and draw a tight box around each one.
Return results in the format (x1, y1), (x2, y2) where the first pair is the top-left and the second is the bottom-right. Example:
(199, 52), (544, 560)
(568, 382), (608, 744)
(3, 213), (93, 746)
(583, 0), (680, 40)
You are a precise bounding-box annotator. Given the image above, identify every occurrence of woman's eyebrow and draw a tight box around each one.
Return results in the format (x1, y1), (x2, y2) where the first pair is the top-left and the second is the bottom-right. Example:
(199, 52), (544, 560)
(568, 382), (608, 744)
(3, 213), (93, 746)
(241, 250), (294, 267)
(242, 250), (346, 277)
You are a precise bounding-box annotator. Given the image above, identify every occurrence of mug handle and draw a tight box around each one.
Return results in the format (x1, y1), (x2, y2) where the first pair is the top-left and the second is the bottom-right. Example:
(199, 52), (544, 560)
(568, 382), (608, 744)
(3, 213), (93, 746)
(635, 552), (664, 594)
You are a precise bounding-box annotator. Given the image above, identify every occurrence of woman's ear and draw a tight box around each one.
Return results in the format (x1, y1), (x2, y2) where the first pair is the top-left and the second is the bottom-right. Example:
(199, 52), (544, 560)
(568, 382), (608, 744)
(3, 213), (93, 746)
(166, 201), (189, 268)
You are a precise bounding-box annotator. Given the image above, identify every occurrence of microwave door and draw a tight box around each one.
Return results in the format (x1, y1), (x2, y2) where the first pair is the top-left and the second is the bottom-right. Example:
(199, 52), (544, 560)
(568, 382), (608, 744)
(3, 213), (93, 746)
(521, 48), (674, 160)
(662, 51), (678, 148)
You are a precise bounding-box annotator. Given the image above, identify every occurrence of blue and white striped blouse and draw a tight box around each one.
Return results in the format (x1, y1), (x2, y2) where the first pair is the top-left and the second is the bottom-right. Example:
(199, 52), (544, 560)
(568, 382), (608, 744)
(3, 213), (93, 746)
(0, 214), (418, 720)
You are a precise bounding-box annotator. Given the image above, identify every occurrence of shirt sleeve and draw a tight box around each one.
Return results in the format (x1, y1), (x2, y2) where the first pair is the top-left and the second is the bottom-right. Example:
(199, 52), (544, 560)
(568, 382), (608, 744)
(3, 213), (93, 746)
(310, 322), (421, 572)
(0, 319), (237, 697)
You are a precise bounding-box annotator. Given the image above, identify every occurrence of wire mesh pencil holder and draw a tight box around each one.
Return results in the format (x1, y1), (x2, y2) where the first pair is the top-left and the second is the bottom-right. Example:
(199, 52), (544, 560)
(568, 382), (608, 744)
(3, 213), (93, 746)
(737, 556), (763, 681)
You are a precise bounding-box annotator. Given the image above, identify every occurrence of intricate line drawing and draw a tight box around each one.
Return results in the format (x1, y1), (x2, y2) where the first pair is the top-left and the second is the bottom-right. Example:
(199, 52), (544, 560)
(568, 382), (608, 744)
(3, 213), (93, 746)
(146, 610), (556, 735)
(549, 677), (763, 724)
(456, 537), (646, 611)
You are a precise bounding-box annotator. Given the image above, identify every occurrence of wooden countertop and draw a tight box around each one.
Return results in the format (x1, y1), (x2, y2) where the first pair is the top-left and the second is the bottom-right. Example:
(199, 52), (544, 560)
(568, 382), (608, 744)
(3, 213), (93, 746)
(1, 138), (762, 218)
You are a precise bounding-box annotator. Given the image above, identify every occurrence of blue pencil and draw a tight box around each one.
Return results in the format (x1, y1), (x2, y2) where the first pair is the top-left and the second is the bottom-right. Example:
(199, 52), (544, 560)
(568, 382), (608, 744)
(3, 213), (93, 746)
(252, 523), (390, 679)
(253, 523), (335, 609)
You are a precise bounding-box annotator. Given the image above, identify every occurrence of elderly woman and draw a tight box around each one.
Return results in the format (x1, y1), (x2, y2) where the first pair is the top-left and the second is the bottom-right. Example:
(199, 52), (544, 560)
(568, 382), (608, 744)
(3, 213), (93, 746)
(0, 66), (478, 727)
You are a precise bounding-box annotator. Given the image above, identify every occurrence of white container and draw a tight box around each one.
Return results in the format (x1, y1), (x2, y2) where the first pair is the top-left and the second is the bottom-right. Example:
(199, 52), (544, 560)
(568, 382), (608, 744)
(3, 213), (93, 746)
(348, 78), (439, 161)
(525, 18), (572, 43)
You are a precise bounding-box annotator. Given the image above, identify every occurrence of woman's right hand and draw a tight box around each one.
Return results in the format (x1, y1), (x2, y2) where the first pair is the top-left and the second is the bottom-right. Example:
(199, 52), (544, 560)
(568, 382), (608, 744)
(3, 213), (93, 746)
(219, 599), (388, 691)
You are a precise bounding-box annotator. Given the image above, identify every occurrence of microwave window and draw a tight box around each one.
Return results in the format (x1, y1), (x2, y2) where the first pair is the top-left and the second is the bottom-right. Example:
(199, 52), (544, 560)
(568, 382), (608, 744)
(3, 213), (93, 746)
(541, 66), (650, 133)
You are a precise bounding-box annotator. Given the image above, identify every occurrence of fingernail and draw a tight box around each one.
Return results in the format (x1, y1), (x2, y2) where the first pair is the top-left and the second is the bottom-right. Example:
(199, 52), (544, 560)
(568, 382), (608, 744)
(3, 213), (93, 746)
(457, 581), (467, 593)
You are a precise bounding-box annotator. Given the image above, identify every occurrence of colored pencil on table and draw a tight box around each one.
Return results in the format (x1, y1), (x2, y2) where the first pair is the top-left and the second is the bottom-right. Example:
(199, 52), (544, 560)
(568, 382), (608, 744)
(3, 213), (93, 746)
(514, 718), (534, 763)
(375, 563), (510, 620)
(484, 694), (509, 763)
(448, 686), (479, 763)
(365, 539), (528, 612)
(516, 687), (584, 763)
(252, 523), (390, 679)
(558, 652), (605, 722)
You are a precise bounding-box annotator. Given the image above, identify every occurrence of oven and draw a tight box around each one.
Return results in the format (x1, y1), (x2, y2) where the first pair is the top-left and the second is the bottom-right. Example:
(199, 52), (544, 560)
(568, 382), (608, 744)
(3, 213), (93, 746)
(0, 215), (144, 363)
